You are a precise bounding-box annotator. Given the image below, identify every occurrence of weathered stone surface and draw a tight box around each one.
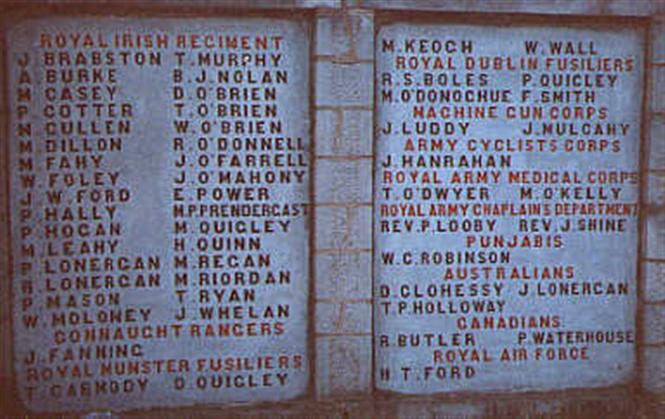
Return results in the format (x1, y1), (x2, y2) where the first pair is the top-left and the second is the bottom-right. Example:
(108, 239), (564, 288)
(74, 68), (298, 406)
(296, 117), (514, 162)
(8, 0), (341, 8)
(605, 0), (655, 16)
(361, 0), (601, 14)
(297, 0), (341, 8)
(340, 110), (374, 155)
(316, 12), (373, 60)
(652, 18), (665, 62)
(315, 110), (341, 155)
(643, 346), (665, 392)
(645, 261), (665, 302)
(647, 212), (665, 259)
(652, 66), (665, 112)
(0, 49), (11, 409)
(315, 206), (371, 251)
(315, 109), (372, 157)
(644, 303), (665, 344)
(649, 118), (665, 170)
(316, 335), (371, 398)
(315, 159), (372, 204)
(316, 301), (371, 334)
(315, 251), (371, 300)
(375, 400), (484, 418)
(648, 173), (665, 208)
(315, 61), (373, 107)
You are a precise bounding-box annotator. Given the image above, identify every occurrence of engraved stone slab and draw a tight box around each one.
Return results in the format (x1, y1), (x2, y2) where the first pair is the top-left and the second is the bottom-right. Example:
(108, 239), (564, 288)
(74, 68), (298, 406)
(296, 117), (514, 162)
(375, 23), (643, 393)
(8, 17), (310, 412)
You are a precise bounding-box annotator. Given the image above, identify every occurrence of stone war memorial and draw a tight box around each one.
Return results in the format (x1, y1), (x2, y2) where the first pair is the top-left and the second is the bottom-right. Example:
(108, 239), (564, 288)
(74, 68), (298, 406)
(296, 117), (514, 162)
(0, 1), (663, 418)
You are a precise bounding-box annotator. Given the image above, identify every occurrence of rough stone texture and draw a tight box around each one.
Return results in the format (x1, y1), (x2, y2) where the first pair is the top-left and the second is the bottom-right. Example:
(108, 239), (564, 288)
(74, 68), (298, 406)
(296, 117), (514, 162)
(0, 301), (9, 379)
(315, 206), (372, 251)
(315, 159), (372, 204)
(4, 0), (341, 9)
(316, 11), (373, 60)
(0, 24), (11, 410)
(643, 0), (664, 404)
(644, 303), (665, 344)
(315, 251), (372, 299)
(4, 0), (663, 15)
(315, 301), (371, 334)
(2, 7), (18, 417)
(646, 212), (665, 260)
(377, 396), (647, 418)
(373, 395), (643, 418)
(339, 110), (373, 155)
(653, 18), (665, 63)
(604, 0), (656, 16)
(77, 395), (650, 419)
(315, 110), (342, 155)
(315, 109), (373, 157)
(374, 400), (484, 418)
(361, 0), (601, 14)
(297, 0), (341, 7)
(315, 61), (373, 107)
(653, 66), (665, 112)
(486, 396), (639, 417)
(313, 6), (374, 404)
(650, 118), (665, 170)
(644, 346), (665, 392)
(648, 172), (665, 210)
(645, 261), (665, 302)
(316, 335), (372, 398)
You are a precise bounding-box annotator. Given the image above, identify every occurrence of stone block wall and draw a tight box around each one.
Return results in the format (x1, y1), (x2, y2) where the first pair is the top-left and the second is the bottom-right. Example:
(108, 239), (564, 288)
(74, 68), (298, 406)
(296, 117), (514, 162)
(642, 11), (665, 398)
(313, 7), (374, 400)
(0, 0), (663, 417)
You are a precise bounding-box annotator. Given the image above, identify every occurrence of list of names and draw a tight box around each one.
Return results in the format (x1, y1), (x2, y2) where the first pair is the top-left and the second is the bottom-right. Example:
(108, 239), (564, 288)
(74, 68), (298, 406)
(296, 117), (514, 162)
(374, 24), (643, 393)
(9, 18), (310, 412)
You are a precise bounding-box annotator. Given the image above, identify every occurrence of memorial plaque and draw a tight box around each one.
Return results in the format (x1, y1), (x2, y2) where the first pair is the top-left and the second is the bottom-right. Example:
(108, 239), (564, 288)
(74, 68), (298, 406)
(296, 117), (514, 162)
(8, 17), (310, 411)
(375, 23), (643, 393)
